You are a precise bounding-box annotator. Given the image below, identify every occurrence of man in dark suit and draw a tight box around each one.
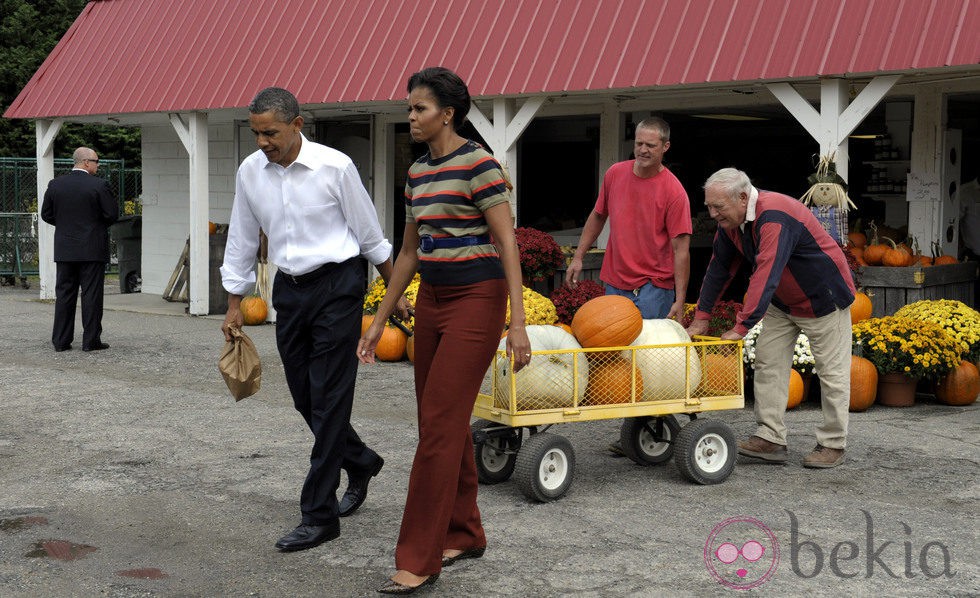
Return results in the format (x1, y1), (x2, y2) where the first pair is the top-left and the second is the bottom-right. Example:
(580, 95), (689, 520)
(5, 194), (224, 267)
(41, 147), (119, 352)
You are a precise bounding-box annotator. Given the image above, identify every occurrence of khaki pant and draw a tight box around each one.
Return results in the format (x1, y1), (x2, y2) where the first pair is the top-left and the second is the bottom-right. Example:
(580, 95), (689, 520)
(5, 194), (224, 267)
(752, 305), (851, 449)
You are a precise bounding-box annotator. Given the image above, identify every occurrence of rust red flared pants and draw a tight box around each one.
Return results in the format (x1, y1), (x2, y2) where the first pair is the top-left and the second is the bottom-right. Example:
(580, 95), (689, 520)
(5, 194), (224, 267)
(394, 278), (507, 575)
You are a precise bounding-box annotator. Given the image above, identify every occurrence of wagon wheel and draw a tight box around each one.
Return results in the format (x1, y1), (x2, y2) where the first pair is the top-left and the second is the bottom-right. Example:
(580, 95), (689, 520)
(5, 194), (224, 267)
(619, 415), (681, 466)
(674, 418), (736, 485)
(515, 432), (575, 502)
(471, 419), (521, 484)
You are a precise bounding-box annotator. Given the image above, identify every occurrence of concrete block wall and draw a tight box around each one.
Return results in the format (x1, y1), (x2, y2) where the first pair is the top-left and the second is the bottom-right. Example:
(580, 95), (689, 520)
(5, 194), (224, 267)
(140, 123), (237, 295)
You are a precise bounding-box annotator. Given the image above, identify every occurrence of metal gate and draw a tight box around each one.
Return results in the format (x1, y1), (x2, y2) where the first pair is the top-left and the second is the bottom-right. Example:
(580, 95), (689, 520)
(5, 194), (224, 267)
(0, 213), (38, 288)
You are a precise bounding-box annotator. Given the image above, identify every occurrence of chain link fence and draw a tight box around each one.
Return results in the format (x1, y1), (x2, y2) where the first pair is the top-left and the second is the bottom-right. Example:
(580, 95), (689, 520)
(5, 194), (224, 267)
(0, 158), (142, 287)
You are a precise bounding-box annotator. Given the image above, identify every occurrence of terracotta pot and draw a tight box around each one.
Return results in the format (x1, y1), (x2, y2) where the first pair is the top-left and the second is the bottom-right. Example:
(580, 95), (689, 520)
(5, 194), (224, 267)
(876, 372), (918, 407)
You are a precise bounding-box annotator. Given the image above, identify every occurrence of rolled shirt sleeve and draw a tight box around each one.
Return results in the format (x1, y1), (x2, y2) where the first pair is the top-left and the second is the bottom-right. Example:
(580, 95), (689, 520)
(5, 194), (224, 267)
(220, 171), (261, 297)
(337, 162), (392, 266)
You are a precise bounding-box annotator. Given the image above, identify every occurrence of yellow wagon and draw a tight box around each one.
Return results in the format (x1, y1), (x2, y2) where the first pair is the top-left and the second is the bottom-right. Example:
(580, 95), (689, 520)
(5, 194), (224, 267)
(472, 335), (744, 502)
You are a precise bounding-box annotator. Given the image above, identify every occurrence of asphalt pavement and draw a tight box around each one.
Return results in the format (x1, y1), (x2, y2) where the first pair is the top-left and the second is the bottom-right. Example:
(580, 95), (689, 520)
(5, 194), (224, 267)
(0, 284), (977, 597)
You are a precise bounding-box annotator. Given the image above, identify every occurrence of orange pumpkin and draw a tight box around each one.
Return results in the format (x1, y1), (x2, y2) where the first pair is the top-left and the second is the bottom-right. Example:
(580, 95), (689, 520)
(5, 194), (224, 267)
(361, 314), (408, 361)
(375, 323), (407, 362)
(208, 221), (218, 235)
(849, 291), (873, 324)
(847, 231), (867, 248)
(916, 254), (934, 267)
(934, 360), (979, 406)
(405, 335), (415, 363)
(554, 322), (574, 335)
(787, 369), (804, 409)
(240, 295), (268, 325)
(933, 255), (958, 266)
(571, 295), (643, 348)
(849, 355), (878, 412)
(583, 357), (643, 405)
(702, 352), (742, 395)
(863, 242), (887, 265)
(881, 237), (910, 267)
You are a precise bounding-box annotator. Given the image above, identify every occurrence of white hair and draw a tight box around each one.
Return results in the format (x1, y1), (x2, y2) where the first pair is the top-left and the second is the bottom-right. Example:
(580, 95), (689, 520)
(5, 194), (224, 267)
(704, 168), (752, 201)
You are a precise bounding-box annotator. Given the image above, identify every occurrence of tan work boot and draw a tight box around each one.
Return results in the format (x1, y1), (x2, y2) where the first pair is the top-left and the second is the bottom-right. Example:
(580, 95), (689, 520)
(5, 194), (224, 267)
(802, 445), (845, 469)
(737, 435), (788, 462)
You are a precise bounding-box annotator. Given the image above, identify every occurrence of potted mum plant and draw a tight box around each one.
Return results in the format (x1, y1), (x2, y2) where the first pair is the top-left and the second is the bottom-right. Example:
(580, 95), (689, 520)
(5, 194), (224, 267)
(851, 316), (961, 407)
(514, 227), (565, 285)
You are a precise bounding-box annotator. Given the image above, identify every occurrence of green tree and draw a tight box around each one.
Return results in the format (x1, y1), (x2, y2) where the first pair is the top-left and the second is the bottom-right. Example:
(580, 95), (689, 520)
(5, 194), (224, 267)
(0, 0), (140, 164)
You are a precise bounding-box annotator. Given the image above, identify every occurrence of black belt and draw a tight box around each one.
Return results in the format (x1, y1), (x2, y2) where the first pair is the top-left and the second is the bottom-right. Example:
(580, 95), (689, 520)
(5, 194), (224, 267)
(419, 234), (490, 253)
(280, 262), (338, 285)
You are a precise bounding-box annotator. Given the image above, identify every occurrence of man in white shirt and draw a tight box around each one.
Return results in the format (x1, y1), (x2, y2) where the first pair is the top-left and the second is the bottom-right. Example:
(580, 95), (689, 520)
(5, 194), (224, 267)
(221, 87), (405, 552)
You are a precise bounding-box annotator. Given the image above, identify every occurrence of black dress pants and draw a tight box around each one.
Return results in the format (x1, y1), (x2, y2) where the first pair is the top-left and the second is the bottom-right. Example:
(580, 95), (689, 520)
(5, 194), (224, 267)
(272, 257), (380, 525)
(53, 261), (106, 350)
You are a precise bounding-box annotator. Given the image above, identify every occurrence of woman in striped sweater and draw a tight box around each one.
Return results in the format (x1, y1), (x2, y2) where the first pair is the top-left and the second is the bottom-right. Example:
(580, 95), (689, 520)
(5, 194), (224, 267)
(358, 66), (530, 594)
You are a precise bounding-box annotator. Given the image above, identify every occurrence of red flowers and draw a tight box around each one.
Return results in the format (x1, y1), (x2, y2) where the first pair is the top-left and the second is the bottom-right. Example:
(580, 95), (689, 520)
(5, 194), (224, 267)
(681, 300), (743, 337)
(515, 227), (565, 282)
(550, 279), (604, 324)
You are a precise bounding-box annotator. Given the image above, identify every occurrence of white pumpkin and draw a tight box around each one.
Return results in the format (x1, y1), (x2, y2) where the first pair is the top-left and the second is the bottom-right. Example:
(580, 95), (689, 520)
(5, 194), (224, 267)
(621, 319), (702, 401)
(493, 325), (587, 410)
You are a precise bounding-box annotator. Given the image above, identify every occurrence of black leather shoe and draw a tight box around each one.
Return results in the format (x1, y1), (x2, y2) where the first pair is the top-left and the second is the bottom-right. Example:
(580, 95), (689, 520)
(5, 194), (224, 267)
(377, 573), (439, 594)
(54, 345), (72, 352)
(442, 546), (485, 566)
(83, 342), (109, 352)
(274, 522), (339, 552)
(339, 457), (384, 517)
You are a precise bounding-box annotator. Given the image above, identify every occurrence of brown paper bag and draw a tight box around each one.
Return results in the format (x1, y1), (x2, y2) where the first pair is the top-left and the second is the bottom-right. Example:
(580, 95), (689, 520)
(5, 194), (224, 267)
(219, 327), (262, 401)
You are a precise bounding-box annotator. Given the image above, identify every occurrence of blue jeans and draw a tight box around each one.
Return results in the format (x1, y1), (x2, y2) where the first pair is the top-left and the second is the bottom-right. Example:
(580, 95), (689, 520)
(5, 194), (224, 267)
(605, 282), (674, 319)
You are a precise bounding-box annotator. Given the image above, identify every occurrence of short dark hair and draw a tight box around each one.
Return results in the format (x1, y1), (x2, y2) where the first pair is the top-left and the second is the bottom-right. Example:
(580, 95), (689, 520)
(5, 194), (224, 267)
(406, 67), (470, 129)
(636, 117), (671, 143)
(249, 87), (300, 124)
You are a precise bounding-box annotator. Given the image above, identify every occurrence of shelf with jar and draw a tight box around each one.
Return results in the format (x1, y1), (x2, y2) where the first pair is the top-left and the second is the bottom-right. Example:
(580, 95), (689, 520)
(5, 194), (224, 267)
(862, 134), (909, 198)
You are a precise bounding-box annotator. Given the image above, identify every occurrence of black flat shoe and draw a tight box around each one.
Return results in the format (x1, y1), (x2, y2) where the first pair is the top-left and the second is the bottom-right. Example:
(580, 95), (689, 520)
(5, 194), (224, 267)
(339, 456), (384, 517)
(377, 573), (439, 595)
(54, 345), (72, 352)
(83, 342), (109, 352)
(442, 546), (485, 566)
(274, 522), (339, 552)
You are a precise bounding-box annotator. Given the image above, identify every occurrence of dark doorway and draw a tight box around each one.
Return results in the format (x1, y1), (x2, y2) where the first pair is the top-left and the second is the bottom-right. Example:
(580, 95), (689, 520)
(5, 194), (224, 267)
(516, 116), (601, 230)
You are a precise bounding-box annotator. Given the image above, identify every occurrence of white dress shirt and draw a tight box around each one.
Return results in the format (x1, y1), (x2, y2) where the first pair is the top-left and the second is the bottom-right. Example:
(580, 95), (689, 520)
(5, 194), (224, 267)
(221, 134), (392, 296)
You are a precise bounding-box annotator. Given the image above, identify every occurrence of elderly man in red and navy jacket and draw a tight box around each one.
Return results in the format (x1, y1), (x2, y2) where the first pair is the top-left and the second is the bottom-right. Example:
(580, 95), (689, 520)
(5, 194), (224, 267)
(686, 167), (855, 469)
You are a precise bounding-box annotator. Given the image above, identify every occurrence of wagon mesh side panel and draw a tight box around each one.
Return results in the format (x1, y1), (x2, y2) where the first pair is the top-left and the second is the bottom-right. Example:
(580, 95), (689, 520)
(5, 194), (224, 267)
(487, 339), (743, 414)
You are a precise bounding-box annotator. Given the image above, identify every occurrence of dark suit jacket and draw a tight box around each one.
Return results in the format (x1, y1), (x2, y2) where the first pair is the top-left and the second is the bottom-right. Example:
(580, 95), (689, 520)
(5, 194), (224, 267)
(41, 170), (119, 263)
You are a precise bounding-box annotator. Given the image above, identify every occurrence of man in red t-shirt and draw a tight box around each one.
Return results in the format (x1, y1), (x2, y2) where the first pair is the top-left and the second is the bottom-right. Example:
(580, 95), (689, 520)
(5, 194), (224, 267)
(565, 117), (691, 321)
(566, 117), (692, 457)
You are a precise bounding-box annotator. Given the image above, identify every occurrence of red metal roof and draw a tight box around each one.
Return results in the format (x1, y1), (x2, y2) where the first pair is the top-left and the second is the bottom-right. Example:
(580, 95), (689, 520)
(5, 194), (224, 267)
(6, 0), (980, 119)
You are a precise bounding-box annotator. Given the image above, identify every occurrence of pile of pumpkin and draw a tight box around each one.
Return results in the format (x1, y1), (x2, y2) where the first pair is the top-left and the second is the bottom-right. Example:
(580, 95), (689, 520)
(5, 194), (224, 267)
(493, 295), (717, 411)
(846, 224), (958, 267)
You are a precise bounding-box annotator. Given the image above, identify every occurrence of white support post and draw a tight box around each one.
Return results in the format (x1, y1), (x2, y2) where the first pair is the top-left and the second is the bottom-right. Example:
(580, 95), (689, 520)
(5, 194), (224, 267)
(818, 79), (850, 180)
(595, 104), (623, 249)
(35, 118), (62, 300)
(372, 113), (395, 241)
(768, 76), (900, 182)
(907, 87), (945, 247)
(468, 96), (546, 220)
(170, 112), (210, 315)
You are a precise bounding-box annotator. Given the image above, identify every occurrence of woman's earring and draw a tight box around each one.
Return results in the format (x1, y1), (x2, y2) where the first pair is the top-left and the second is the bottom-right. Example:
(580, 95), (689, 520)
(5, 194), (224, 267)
(443, 121), (448, 125)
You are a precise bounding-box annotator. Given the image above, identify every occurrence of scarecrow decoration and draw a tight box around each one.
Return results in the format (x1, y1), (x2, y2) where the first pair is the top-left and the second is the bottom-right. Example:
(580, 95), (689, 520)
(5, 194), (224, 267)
(799, 153), (856, 244)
